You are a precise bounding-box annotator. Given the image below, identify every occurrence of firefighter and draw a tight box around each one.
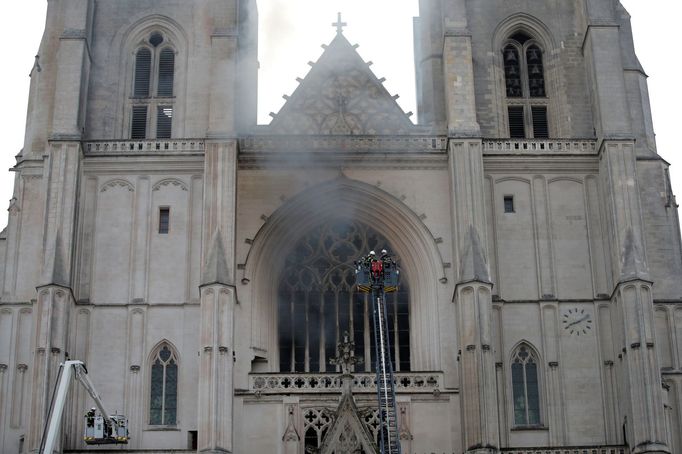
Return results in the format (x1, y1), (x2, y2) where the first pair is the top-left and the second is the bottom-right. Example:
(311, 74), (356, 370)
(85, 407), (96, 427)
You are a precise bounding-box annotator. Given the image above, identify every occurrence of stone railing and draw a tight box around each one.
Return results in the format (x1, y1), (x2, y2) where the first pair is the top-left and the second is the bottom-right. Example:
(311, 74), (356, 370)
(249, 372), (443, 395)
(84, 139), (205, 154)
(501, 446), (629, 454)
(239, 135), (448, 153)
(483, 139), (597, 155)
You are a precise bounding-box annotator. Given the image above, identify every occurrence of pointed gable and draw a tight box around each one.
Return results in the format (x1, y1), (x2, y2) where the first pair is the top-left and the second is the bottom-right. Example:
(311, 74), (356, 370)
(268, 32), (416, 136)
(319, 393), (378, 454)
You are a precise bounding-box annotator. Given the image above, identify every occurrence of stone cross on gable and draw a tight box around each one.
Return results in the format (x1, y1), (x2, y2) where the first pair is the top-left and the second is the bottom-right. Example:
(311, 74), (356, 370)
(332, 12), (347, 34)
(329, 331), (362, 375)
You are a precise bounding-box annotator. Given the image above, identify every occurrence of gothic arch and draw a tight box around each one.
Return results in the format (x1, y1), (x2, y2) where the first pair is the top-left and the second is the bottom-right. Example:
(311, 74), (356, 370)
(145, 339), (180, 427)
(245, 177), (444, 371)
(112, 15), (189, 138)
(493, 13), (556, 52)
(152, 178), (189, 192)
(99, 178), (135, 193)
(490, 13), (566, 138)
(507, 340), (545, 427)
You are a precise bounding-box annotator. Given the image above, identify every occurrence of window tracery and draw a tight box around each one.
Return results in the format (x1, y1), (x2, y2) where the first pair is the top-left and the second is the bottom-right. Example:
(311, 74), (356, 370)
(149, 343), (178, 425)
(503, 31), (548, 138)
(130, 31), (175, 139)
(511, 343), (541, 426)
(303, 408), (333, 452)
(277, 220), (410, 374)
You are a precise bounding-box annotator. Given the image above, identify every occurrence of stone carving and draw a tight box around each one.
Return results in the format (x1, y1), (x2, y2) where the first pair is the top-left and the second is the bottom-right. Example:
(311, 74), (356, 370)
(152, 178), (189, 192)
(100, 179), (134, 193)
(268, 33), (415, 136)
(282, 405), (300, 442)
(7, 197), (20, 216)
(329, 332), (363, 376)
(251, 372), (441, 394)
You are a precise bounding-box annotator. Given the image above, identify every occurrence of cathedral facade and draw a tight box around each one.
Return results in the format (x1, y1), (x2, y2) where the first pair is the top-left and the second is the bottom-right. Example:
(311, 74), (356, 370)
(1, 0), (681, 453)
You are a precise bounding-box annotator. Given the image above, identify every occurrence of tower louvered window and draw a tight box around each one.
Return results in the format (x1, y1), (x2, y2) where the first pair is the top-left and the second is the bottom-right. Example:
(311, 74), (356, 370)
(503, 32), (549, 138)
(129, 31), (176, 139)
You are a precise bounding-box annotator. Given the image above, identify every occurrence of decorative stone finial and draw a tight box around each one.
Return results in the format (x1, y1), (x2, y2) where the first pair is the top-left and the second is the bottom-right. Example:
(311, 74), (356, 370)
(329, 331), (362, 376)
(332, 12), (347, 34)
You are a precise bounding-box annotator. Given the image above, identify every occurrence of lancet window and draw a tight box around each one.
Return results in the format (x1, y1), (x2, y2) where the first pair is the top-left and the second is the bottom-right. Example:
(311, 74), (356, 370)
(149, 343), (178, 426)
(277, 220), (410, 373)
(503, 31), (549, 138)
(130, 31), (175, 139)
(511, 343), (541, 426)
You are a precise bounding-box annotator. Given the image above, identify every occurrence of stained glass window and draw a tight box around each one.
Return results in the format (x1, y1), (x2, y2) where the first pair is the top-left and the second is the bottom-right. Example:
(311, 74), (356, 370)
(278, 220), (410, 373)
(149, 344), (178, 425)
(511, 344), (541, 426)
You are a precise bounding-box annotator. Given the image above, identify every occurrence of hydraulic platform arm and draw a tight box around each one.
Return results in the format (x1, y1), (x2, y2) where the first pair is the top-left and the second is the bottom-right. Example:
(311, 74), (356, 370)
(40, 360), (128, 454)
(356, 250), (402, 454)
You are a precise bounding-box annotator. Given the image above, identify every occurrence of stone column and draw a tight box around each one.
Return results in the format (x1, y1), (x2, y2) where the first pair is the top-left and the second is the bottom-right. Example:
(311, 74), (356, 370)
(441, 0), (480, 137)
(414, 0), (446, 127)
(600, 141), (670, 454)
(449, 140), (499, 453)
(28, 285), (74, 453)
(197, 140), (237, 453)
(198, 280), (236, 453)
(582, 0), (632, 139)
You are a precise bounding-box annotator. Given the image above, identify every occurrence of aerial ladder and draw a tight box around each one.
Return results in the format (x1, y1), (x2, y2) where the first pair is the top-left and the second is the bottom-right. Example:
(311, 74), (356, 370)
(356, 250), (401, 454)
(39, 360), (129, 454)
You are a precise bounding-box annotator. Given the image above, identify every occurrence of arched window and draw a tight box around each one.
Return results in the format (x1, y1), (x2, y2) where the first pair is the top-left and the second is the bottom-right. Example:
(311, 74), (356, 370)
(130, 31), (176, 139)
(503, 32), (548, 139)
(277, 220), (410, 373)
(511, 343), (541, 426)
(149, 343), (178, 426)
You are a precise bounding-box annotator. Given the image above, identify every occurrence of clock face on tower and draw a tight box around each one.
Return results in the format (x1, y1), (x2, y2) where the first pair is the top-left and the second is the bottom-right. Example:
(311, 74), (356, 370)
(562, 308), (593, 336)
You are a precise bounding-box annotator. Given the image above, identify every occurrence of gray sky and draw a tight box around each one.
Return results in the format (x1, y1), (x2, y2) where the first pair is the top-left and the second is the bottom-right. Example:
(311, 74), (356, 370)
(0, 1), (680, 230)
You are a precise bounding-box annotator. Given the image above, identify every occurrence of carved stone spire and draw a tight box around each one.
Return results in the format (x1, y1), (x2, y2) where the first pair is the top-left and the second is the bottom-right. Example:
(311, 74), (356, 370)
(329, 331), (362, 378)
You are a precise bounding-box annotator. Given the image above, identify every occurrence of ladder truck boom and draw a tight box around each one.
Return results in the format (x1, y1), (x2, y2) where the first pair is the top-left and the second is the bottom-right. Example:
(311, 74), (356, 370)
(356, 250), (401, 454)
(40, 360), (129, 454)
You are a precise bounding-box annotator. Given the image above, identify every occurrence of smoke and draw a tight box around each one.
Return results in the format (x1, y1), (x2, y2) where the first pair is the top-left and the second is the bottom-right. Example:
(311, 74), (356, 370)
(257, 0), (419, 125)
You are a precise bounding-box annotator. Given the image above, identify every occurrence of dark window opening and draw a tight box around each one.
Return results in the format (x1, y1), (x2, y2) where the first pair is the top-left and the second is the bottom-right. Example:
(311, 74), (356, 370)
(278, 220), (410, 374)
(157, 49), (175, 97)
(130, 34), (176, 139)
(510, 32), (531, 45)
(149, 344), (177, 425)
(532, 106), (549, 138)
(503, 45), (522, 98)
(131, 106), (147, 139)
(527, 45), (545, 98)
(187, 431), (197, 450)
(159, 207), (170, 234)
(149, 32), (164, 47)
(504, 196), (515, 213)
(508, 106), (525, 138)
(133, 48), (151, 97)
(156, 106), (173, 139)
(503, 33), (549, 138)
(512, 345), (541, 426)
